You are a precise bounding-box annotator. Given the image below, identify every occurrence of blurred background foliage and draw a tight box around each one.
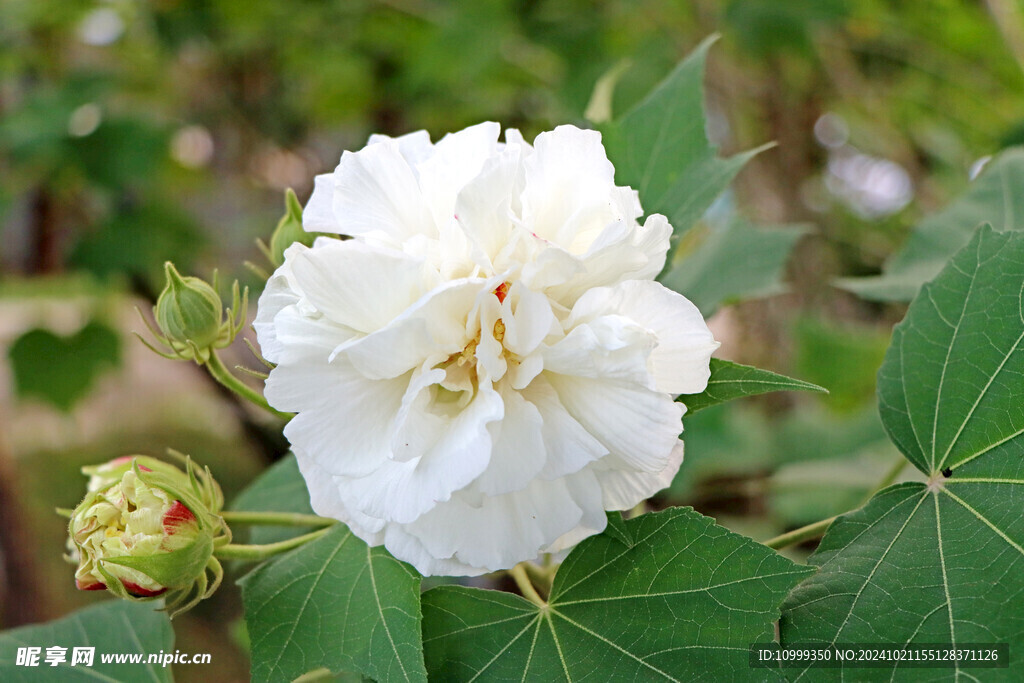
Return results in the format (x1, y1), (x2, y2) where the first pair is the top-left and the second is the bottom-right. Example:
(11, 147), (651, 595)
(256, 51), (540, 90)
(2, 0), (1023, 679)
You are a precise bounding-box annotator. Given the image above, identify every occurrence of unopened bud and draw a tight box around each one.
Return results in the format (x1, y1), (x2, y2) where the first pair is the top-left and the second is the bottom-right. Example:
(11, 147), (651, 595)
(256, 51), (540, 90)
(269, 188), (319, 267)
(155, 262), (224, 349)
(142, 262), (247, 363)
(67, 455), (229, 616)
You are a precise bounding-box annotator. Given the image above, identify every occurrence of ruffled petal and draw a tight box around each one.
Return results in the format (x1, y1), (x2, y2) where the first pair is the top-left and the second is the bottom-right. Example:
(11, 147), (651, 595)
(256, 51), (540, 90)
(330, 139), (436, 242)
(590, 440), (685, 510)
(328, 378), (504, 524)
(520, 375), (607, 480)
(334, 278), (484, 379)
(472, 384), (546, 496)
(268, 357), (408, 478)
(288, 239), (431, 334)
(568, 280), (719, 395)
(545, 373), (684, 473)
(402, 469), (604, 573)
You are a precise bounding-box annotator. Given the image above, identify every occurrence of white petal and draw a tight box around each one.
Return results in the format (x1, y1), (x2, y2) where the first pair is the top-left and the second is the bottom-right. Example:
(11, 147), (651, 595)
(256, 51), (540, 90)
(268, 357), (407, 478)
(472, 384), (546, 496)
(416, 122), (500, 229)
(367, 129), (433, 169)
(543, 314), (655, 387)
(254, 256), (303, 363)
(302, 173), (340, 233)
(500, 282), (559, 357)
(542, 214), (672, 305)
(403, 470), (604, 573)
(520, 376), (607, 479)
(329, 379), (504, 524)
(335, 278), (484, 379)
(590, 440), (685, 510)
(545, 373), (684, 473)
(569, 280), (719, 395)
(454, 145), (522, 268)
(521, 125), (620, 251)
(331, 140), (435, 242)
(295, 454), (385, 545)
(288, 239), (430, 334)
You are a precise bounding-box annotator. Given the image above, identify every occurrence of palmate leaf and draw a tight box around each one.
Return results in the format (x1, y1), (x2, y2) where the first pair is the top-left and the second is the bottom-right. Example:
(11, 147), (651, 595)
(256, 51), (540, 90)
(234, 458), (425, 682)
(837, 148), (1024, 302)
(780, 225), (1024, 679)
(681, 358), (827, 415)
(601, 36), (763, 245)
(0, 601), (173, 682)
(240, 525), (427, 683)
(422, 507), (812, 681)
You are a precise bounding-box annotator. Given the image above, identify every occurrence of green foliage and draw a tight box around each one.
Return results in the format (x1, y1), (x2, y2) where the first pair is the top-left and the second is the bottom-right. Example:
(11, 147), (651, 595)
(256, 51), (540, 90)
(781, 225), (1024, 677)
(240, 525), (427, 682)
(792, 316), (890, 412)
(68, 201), (206, 291)
(422, 507), (812, 680)
(0, 601), (173, 682)
(838, 149), (1024, 301)
(230, 454), (316, 545)
(680, 358), (826, 415)
(602, 37), (763, 245)
(8, 319), (120, 412)
(662, 219), (806, 315)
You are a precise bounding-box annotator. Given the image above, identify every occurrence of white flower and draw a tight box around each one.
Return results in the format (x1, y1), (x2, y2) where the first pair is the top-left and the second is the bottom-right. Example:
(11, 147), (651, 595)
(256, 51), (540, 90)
(255, 122), (719, 576)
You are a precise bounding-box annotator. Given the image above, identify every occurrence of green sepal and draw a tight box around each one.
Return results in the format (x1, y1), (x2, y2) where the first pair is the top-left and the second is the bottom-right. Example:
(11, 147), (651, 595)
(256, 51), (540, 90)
(268, 188), (328, 266)
(103, 532), (214, 590)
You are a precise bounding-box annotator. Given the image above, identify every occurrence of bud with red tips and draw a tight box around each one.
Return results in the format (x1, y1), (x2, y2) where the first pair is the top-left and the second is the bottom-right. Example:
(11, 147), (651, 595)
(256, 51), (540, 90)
(66, 455), (229, 616)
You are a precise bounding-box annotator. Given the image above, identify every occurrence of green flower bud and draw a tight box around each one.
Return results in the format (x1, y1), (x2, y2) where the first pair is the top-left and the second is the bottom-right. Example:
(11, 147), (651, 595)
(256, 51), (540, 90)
(142, 262), (247, 363)
(268, 188), (319, 267)
(155, 262), (224, 350)
(67, 455), (229, 617)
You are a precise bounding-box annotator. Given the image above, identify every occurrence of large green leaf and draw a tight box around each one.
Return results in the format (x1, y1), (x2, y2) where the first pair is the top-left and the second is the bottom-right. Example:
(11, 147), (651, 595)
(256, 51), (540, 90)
(0, 601), (173, 682)
(239, 524), (427, 683)
(781, 225), (1024, 678)
(230, 454), (317, 545)
(680, 358), (826, 414)
(661, 219), (806, 316)
(838, 148), (1024, 301)
(422, 507), (812, 681)
(602, 36), (763, 244)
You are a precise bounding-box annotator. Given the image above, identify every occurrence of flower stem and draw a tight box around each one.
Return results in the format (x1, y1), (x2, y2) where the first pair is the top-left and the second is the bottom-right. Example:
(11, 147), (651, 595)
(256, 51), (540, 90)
(764, 516), (838, 550)
(220, 511), (336, 528)
(522, 561), (555, 598)
(510, 563), (547, 608)
(205, 350), (291, 420)
(214, 527), (331, 561)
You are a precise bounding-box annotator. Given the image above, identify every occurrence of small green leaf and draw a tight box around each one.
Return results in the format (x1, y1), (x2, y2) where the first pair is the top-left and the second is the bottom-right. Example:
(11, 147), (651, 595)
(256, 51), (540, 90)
(230, 454), (315, 545)
(602, 36), (763, 244)
(661, 219), (806, 316)
(0, 601), (173, 682)
(8, 320), (120, 412)
(240, 525), (427, 683)
(781, 225), (1024, 677)
(680, 358), (827, 414)
(422, 507), (812, 681)
(837, 148), (1024, 301)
